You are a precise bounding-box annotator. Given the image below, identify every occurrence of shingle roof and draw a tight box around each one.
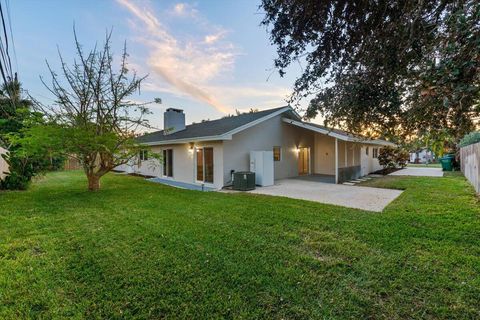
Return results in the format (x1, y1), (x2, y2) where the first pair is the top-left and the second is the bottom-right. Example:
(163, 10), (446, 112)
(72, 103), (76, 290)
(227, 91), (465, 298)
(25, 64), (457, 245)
(137, 106), (290, 144)
(282, 118), (395, 146)
(306, 122), (395, 146)
(305, 122), (361, 139)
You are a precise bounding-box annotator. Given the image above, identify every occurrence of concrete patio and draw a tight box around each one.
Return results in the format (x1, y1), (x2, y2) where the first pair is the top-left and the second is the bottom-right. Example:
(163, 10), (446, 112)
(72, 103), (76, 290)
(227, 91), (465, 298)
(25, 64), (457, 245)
(389, 167), (444, 177)
(248, 178), (403, 212)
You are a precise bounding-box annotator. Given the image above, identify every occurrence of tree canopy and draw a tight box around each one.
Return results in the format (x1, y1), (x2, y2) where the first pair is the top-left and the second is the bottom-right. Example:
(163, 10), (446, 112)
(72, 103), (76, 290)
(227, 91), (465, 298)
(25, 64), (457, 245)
(261, 0), (480, 146)
(20, 31), (157, 191)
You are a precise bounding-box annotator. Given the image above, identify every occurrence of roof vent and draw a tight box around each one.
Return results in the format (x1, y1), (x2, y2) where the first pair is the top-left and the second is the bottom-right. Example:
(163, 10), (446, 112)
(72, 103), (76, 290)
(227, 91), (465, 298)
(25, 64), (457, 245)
(164, 108), (186, 135)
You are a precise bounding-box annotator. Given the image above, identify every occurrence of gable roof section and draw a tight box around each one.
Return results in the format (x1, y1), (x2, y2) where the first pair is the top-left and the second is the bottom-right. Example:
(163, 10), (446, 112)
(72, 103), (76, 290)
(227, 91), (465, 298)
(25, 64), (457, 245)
(138, 106), (297, 145)
(282, 118), (395, 147)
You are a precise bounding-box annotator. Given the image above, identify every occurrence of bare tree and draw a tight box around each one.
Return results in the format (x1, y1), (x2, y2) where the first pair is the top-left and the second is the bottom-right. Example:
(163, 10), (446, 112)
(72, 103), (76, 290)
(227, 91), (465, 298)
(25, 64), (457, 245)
(34, 30), (157, 190)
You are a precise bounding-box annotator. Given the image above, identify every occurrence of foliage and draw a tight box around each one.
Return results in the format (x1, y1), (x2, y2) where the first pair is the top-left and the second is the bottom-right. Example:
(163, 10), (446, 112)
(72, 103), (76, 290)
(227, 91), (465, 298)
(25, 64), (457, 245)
(0, 171), (478, 318)
(0, 153), (35, 190)
(261, 0), (480, 142)
(459, 131), (480, 148)
(395, 149), (410, 168)
(377, 146), (397, 169)
(0, 78), (61, 190)
(22, 30), (159, 191)
(378, 146), (409, 170)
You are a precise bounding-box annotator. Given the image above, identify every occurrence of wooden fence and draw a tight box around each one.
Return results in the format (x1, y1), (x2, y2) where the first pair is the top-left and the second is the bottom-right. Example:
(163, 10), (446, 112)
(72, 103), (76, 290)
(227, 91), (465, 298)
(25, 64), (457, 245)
(64, 156), (83, 171)
(460, 142), (480, 193)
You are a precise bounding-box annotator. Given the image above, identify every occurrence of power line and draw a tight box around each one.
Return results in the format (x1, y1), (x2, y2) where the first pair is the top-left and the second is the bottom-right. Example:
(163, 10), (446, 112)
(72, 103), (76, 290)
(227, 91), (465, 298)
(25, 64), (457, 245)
(0, 0), (15, 108)
(5, 0), (17, 73)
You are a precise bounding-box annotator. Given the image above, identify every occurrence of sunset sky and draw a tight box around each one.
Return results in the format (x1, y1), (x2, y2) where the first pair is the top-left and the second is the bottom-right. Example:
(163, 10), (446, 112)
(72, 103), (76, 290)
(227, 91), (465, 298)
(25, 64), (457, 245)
(11, 0), (306, 129)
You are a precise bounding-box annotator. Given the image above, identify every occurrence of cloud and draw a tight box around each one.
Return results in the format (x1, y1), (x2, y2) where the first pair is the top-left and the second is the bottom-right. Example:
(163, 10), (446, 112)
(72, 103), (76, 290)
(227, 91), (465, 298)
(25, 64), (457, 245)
(204, 31), (226, 44)
(117, 0), (234, 113)
(117, 0), (292, 114)
(172, 3), (197, 17)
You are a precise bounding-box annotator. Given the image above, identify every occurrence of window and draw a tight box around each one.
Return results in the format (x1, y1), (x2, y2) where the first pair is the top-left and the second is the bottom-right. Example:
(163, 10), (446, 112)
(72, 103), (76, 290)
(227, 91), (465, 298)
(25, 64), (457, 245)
(366, 147), (369, 156)
(273, 146), (281, 161)
(373, 148), (379, 158)
(196, 147), (214, 183)
(139, 150), (148, 161)
(162, 149), (173, 177)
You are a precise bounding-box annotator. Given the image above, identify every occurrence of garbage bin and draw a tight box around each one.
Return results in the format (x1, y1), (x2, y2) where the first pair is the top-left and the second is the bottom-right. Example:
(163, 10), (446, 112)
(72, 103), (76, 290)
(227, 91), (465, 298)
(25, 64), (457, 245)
(440, 154), (454, 171)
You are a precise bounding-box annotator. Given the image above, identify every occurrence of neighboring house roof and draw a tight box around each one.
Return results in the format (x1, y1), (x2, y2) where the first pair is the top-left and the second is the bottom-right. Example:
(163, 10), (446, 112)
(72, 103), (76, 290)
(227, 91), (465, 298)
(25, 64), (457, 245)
(138, 106), (299, 145)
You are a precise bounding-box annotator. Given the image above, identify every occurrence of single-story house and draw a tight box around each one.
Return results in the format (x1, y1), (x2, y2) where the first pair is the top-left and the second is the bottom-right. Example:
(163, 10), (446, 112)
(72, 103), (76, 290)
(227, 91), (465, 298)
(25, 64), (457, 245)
(116, 106), (393, 189)
(0, 146), (9, 181)
(409, 148), (435, 164)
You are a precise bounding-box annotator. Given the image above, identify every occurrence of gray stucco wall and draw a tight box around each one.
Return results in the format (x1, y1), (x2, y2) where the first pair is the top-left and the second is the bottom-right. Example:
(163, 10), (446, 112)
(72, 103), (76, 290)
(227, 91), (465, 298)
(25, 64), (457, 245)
(222, 115), (314, 185)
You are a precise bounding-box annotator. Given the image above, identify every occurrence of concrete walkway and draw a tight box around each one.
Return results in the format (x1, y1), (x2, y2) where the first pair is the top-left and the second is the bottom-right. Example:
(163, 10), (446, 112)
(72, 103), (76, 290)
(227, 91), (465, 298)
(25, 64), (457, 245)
(248, 179), (402, 212)
(389, 167), (443, 177)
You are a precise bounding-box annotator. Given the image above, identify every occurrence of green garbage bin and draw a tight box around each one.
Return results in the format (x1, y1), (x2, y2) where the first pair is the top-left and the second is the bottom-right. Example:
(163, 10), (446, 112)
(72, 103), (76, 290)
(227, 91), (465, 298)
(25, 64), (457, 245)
(440, 154), (454, 171)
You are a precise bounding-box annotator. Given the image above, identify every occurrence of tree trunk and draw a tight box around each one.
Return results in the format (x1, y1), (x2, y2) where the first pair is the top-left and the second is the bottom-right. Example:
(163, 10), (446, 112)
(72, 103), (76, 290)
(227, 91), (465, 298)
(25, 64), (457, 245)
(87, 174), (100, 191)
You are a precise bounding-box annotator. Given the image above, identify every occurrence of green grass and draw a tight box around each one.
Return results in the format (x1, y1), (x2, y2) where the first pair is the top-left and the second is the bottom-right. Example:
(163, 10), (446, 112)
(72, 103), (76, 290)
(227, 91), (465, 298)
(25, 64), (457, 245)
(0, 171), (479, 319)
(407, 163), (442, 168)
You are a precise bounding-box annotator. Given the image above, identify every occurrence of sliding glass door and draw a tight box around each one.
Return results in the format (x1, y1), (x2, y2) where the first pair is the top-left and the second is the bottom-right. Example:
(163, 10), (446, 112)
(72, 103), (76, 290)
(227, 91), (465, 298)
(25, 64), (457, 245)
(196, 147), (213, 183)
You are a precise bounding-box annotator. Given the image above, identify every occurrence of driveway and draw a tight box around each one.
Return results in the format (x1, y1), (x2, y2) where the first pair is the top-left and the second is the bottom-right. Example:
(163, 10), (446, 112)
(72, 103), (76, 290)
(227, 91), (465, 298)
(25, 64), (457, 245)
(248, 179), (402, 212)
(389, 167), (443, 177)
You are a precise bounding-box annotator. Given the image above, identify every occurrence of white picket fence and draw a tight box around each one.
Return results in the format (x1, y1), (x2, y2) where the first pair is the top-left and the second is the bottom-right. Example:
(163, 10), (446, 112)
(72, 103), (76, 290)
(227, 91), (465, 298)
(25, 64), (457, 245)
(460, 142), (480, 193)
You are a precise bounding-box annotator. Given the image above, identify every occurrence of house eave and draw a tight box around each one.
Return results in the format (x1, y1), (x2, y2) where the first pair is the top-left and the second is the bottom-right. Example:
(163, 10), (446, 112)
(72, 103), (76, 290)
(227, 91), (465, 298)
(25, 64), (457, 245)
(282, 118), (395, 146)
(139, 106), (295, 146)
(139, 134), (233, 146)
(282, 118), (356, 142)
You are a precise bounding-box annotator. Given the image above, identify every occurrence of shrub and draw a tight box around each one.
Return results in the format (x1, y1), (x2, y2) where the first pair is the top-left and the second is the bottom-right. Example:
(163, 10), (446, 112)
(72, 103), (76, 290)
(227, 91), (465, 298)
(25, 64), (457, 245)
(395, 149), (410, 168)
(378, 146), (410, 170)
(458, 131), (480, 148)
(378, 146), (397, 169)
(0, 152), (37, 190)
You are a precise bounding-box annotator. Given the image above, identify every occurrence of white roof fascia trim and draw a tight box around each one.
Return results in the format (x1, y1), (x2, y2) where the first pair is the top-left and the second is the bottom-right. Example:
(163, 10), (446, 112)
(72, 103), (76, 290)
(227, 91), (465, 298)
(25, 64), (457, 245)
(140, 134), (233, 146)
(224, 106), (293, 137)
(363, 140), (396, 147)
(282, 118), (355, 142)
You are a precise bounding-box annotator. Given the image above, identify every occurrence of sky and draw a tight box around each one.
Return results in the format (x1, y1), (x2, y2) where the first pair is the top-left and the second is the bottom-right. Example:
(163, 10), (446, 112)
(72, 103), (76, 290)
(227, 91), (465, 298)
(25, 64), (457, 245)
(10, 0), (307, 130)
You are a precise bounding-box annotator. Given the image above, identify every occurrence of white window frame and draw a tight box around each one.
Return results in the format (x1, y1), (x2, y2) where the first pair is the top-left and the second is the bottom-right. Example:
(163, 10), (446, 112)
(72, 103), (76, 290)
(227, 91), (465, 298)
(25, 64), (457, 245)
(273, 146), (282, 162)
(139, 149), (148, 161)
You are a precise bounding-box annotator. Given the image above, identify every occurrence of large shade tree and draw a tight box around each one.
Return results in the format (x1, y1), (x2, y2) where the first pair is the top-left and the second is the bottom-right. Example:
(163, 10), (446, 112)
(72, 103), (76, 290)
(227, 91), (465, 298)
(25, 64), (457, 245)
(261, 0), (480, 147)
(23, 31), (157, 191)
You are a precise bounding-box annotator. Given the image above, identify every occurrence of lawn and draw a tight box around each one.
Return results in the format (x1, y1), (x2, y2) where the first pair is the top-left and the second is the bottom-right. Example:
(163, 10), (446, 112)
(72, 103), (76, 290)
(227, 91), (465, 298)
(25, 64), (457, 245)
(0, 171), (479, 319)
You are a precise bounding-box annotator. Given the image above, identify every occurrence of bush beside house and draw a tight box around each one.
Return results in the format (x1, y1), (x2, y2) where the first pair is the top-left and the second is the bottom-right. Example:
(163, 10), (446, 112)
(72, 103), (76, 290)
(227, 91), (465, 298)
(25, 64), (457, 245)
(377, 146), (409, 174)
